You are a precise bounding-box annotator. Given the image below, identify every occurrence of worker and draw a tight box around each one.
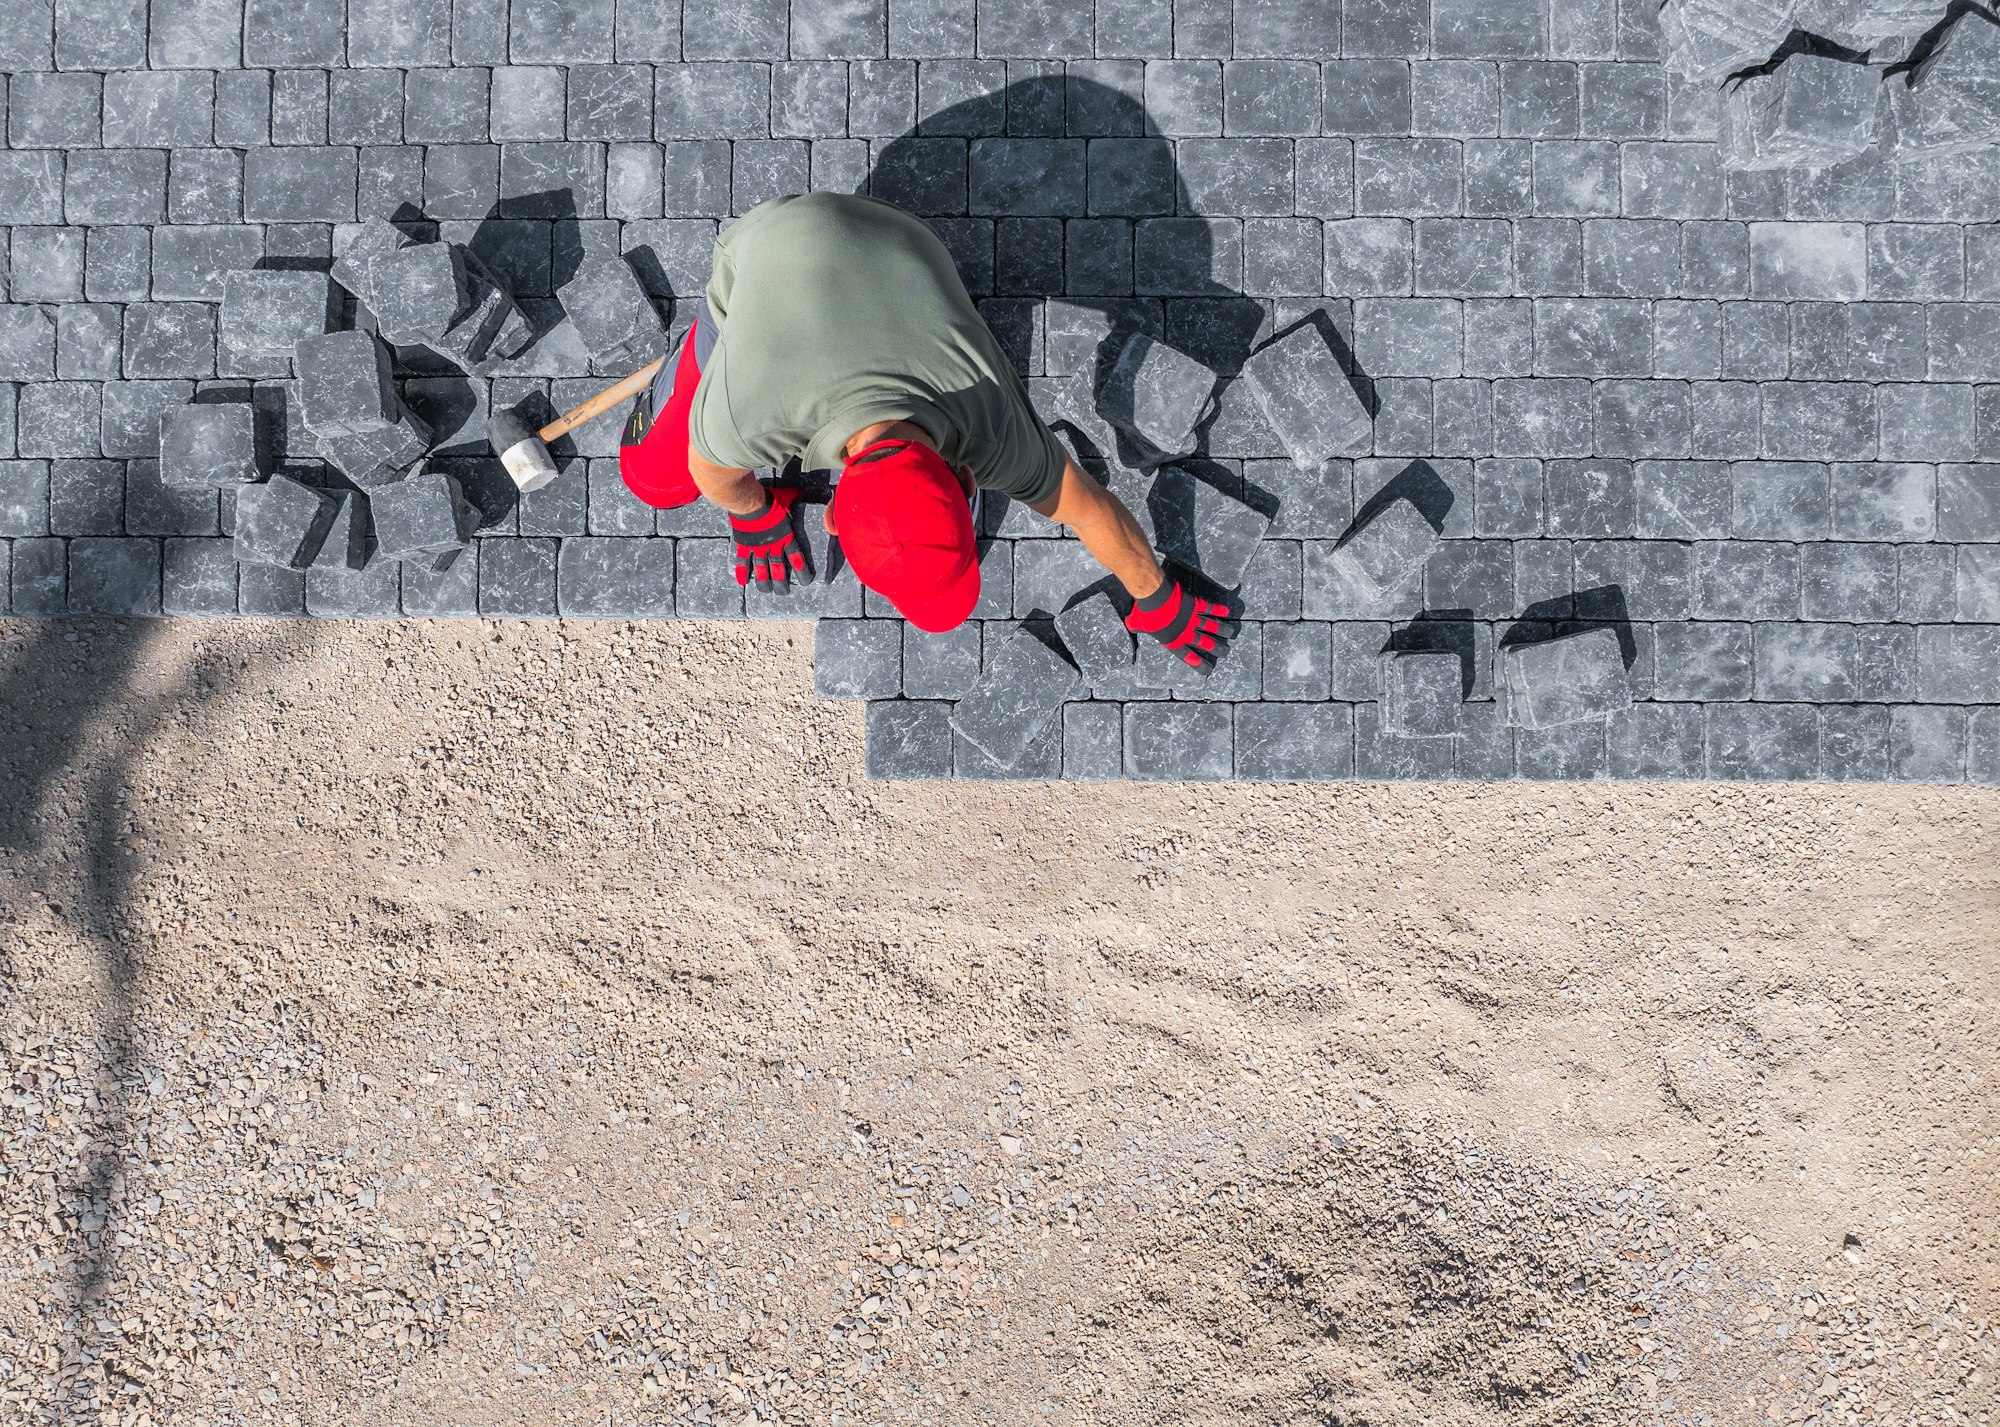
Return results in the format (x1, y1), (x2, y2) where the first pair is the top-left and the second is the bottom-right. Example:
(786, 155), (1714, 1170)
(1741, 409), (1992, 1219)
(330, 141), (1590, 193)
(618, 191), (1236, 674)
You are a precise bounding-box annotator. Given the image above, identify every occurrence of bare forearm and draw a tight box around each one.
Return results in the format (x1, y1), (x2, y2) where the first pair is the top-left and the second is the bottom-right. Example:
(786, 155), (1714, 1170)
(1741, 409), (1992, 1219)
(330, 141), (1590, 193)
(689, 446), (765, 516)
(1035, 458), (1166, 601)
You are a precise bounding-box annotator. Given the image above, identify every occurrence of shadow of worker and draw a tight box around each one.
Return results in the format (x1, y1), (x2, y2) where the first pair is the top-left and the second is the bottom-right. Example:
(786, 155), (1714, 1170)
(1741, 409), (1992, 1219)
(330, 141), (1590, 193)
(862, 73), (1354, 611)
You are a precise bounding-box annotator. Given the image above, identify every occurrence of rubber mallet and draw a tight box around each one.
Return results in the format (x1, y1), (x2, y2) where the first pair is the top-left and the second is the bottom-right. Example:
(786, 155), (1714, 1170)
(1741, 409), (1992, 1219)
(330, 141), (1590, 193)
(488, 355), (666, 492)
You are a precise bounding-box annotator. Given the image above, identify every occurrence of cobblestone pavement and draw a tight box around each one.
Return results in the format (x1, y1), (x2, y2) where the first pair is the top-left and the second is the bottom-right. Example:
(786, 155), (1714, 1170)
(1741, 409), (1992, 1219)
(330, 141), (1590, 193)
(3, 0), (2000, 782)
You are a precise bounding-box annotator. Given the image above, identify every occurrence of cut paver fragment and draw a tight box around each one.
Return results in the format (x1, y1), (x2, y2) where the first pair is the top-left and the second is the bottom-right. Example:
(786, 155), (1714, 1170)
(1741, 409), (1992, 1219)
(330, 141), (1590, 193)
(1381, 650), (1463, 738)
(296, 329), (399, 439)
(558, 253), (670, 374)
(369, 467), (477, 562)
(1502, 627), (1633, 730)
(1240, 325), (1373, 469)
(159, 403), (264, 488)
(1722, 53), (1880, 170)
(320, 407), (433, 489)
(949, 625), (1083, 770)
(310, 489), (371, 571)
(1887, 8), (2000, 155)
(1095, 333), (1217, 463)
(219, 270), (335, 365)
(233, 474), (340, 569)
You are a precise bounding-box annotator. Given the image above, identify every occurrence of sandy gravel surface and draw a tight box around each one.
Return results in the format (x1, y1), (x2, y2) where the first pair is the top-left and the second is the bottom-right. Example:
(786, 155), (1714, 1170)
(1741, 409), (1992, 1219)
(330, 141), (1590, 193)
(1, 618), (1995, 1427)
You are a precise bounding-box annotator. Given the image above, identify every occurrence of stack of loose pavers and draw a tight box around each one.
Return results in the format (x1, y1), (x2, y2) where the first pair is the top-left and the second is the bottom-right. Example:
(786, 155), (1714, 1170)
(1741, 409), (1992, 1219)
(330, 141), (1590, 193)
(162, 216), (670, 610)
(840, 323), (1635, 781)
(1661, 0), (2000, 168)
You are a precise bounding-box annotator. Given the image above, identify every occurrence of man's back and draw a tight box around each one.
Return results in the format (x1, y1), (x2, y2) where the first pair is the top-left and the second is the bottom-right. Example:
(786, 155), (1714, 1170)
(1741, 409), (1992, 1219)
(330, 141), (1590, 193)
(687, 192), (1062, 502)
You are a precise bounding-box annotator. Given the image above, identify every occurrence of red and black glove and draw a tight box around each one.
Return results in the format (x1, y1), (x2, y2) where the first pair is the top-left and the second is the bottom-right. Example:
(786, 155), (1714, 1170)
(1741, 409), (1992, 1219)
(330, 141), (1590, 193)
(729, 486), (815, 595)
(1125, 578), (1238, 674)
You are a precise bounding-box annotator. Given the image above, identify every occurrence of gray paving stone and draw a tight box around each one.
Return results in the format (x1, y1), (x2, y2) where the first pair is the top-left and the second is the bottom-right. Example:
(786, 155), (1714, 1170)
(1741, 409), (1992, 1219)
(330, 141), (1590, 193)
(949, 623), (1081, 769)
(674, 537), (745, 617)
(815, 618), (904, 700)
(10, 536), (67, 615)
(1969, 708), (2000, 786)
(0, 309), (57, 383)
(1916, 625), (2000, 704)
(309, 490), (371, 572)
(1800, 542), (1898, 623)
(321, 410), (433, 489)
(866, 700), (955, 779)
(1501, 625), (1629, 727)
(1059, 701), (1123, 780)
(1830, 462), (1937, 541)
(1123, 701), (1232, 779)
(1937, 464), (2000, 541)
(1571, 538), (1690, 620)
(1231, 702), (1351, 780)
(235, 562), (306, 615)
(1889, 706), (1967, 784)
(1237, 537), (1301, 620)
(1381, 648), (1462, 736)
(1958, 545), (2000, 623)
(1149, 464), (1273, 590)
(19, 385), (103, 458)
(1818, 704), (1891, 783)
(370, 468), (476, 561)
(49, 459), (125, 536)
(1693, 539), (1798, 620)
(1604, 702), (1704, 779)
(1257, 620), (1327, 699)
(1705, 702), (1819, 781)
(1544, 458), (1636, 537)
(67, 537), (159, 616)
(160, 404), (263, 488)
(1238, 325), (1373, 469)
(1053, 592), (1136, 696)
(1304, 497), (1438, 620)
(902, 621), (983, 699)
(1754, 622), (1860, 703)
(556, 536), (675, 616)
(122, 303), (216, 379)
(234, 474), (338, 568)
(1733, 460), (1831, 540)
(1535, 297), (1652, 377)
(162, 536), (238, 615)
(296, 330), (399, 440)
(1896, 543), (1955, 624)
(1353, 699), (1458, 779)
(0, 462), (52, 537)
(1093, 333), (1214, 462)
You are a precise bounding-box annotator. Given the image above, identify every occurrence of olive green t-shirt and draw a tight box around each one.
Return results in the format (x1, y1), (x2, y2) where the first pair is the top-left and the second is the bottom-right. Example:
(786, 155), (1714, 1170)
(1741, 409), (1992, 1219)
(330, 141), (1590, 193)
(687, 193), (1066, 505)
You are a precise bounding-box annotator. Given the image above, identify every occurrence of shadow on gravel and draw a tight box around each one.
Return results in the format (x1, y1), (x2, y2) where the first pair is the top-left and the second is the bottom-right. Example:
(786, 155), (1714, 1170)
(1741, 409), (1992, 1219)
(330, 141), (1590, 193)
(0, 618), (309, 1423)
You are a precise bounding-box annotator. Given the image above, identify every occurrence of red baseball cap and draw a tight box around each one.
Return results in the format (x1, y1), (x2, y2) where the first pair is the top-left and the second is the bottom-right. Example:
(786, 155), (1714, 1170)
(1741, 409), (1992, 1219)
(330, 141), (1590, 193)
(834, 438), (980, 632)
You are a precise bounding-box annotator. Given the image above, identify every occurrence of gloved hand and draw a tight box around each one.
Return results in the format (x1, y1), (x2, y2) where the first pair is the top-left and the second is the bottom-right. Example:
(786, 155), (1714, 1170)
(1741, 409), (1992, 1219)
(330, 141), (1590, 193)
(1125, 577), (1238, 674)
(729, 485), (816, 595)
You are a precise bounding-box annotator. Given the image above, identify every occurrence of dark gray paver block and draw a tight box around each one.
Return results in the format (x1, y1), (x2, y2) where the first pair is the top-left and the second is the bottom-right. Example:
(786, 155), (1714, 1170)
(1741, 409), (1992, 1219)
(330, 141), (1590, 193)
(1514, 718), (1608, 780)
(1381, 649), (1463, 737)
(1053, 591), (1137, 695)
(1132, 633), (1212, 694)
(1150, 466), (1274, 590)
(366, 241), (470, 343)
(476, 537), (558, 617)
(1124, 701), (1232, 780)
(1890, 706), (1967, 784)
(219, 271), (336, 371)
(1239, 324), (1373, 468)
(1720, 53), (1877, 171)
(1607, 703), (1706, 779)
(162, 537), (238, 616)
(1754, 623), (1859, 703)
(1501, 625), (1630, 727)
(559, 253), (671, 374)
(903, 621), (984, 699)
(1801, 542), (1898, 622)
(814, 619), (904, 700)
(1694, 540), (1799, 620)
(297, 330), (400, 439)
(1308, 496), (1439, 619)
(676, 538), (746, 618)
(369, 468), (476, 561)
(1062, 702), (1124, 781)
(310, 491), (371, 572)
(234, 474), (340, 568)
(68, 538), (161, 616)
(1958, 545), (2000, 622)
(1354, 700), (1459, 780)
(1094, 333), (1216, 462)
(1545, 458), (1636, 536)
(1969, 708), (2000, 786)
(949, 623), (1082, 769)
(10, 537), (67, 615)
(1938, 463), (2000, 541)
(1262, 621), (1331, 699)
(1236, 702), (1354, 780)
(1706, 703), (1820, 781)
(866, 701), (956, 779)
(159, 404), (265, 489)
(1819, 704), (1891, 783)
(1917, 626), (2000, 704)
(556, 536), (675, 616)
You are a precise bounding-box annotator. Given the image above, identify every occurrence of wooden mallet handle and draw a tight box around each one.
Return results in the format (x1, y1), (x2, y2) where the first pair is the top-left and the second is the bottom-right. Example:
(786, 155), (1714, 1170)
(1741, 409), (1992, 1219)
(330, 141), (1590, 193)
(539, 356), (667, 442)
